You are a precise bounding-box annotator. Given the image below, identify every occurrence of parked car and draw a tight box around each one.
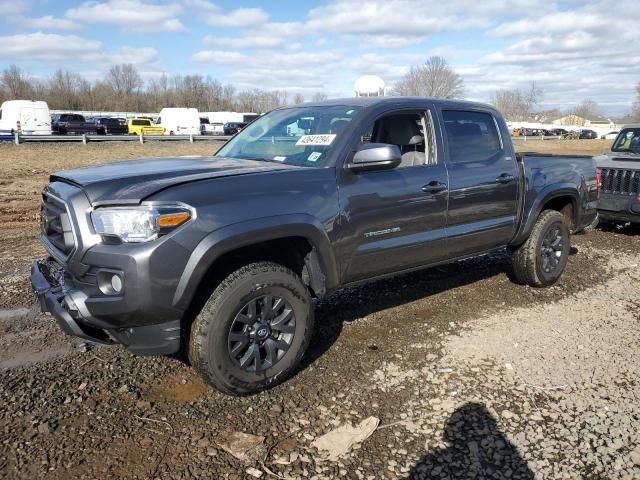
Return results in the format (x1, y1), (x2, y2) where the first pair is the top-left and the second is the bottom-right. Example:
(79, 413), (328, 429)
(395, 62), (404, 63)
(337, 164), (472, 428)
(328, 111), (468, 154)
(600, 131), (619, 140)
(31, 97), (598, 395)
(127, 118), (165, 136)
(552, 128), (569, 137)
(579, 129), (598, 139)
(95, 117), (128, 135)
(200, 117), (216, 135)
(223, 122), (247, 135)
(157, 108), (201, 135)
(0, 100), (51, 135)
(595, 124), (640, 224)
(52, 113), (96, 135)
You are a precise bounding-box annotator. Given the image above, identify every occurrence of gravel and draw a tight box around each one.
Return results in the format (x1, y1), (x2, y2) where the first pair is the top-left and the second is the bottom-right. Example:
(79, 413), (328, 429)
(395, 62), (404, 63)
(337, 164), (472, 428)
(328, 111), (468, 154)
(0, 142), (638, 479)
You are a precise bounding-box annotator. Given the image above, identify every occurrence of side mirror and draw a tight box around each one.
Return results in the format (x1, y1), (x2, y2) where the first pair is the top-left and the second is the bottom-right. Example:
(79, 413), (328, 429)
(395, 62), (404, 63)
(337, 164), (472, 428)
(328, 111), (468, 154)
(348, 143), (401, 172)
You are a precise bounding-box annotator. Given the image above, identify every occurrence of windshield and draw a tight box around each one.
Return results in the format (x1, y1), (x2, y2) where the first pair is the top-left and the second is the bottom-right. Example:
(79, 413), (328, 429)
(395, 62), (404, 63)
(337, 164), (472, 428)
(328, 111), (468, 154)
(612, 128), (640, 154)
(216, 105), (361, 167)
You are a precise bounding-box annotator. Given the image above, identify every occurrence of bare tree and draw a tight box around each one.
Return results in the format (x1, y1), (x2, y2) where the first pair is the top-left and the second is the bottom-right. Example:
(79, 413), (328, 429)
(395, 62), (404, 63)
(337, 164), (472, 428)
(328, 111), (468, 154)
(393, 56), (464, 99)
(0, 65), (36, 99)
(312, 92), (328, 102)
(569, 100), (604, 126)
(45, 70), (89, 110)
(292, 93), (305, 104)
(0, 64), (314, 113)
(106, 64), (143, 96)
(490, 82), (542, 122)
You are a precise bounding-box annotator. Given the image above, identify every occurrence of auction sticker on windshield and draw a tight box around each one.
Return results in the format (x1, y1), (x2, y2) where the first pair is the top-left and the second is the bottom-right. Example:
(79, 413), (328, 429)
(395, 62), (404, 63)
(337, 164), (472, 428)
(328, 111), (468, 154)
(296, 134), (336, 146)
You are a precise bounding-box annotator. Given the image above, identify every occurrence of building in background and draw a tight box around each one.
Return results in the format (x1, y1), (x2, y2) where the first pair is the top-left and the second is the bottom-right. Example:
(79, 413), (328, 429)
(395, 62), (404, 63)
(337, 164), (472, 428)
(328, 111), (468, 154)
(552, 114), (615, 128)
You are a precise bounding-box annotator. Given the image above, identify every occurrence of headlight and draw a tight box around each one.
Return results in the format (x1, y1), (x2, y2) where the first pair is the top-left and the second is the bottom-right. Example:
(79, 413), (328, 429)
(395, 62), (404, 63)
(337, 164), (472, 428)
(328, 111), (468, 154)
(91, 205), (193, 243)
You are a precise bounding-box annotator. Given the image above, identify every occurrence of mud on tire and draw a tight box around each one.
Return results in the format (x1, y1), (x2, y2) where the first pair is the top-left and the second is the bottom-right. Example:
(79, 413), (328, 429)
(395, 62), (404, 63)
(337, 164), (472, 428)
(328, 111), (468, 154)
(188, 261), (313, 396)
(511, 210), (571, 288)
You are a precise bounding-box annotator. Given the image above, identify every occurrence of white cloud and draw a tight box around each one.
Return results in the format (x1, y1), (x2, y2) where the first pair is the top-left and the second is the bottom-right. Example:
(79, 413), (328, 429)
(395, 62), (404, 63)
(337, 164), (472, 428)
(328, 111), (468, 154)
(66, 0), (185, 32)
(0, 33), (103, 62)
(12, 15), (81, 30)
(203, 35), (286, 50)
(206, 7), (268, 28)
(107, 46), (159, 66)
(305, 0), (541, 36)
(193, 49), (345, 91)
(183, 0), (218, 11)
(0, 0), (30, 13)
(0, 32), (160, 72)
(347, 34), (425, 49)
(191, 50), (248, 64)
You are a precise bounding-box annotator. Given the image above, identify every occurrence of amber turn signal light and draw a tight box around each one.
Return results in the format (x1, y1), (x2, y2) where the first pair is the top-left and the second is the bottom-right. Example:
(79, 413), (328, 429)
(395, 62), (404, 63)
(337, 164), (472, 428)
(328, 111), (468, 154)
(158, 211), (191, 228)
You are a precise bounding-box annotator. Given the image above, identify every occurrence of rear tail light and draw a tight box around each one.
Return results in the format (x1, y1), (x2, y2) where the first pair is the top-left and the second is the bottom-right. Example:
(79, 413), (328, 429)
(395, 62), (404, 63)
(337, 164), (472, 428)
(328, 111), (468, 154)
(64, 122), (69, 129)
(16, 120), (21, 132)
(595, 167), (602, 200)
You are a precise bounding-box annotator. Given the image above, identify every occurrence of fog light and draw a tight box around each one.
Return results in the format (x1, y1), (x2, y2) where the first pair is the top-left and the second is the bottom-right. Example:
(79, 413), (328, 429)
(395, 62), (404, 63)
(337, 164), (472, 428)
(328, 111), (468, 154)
(111, 274), (123, 293)
(97, 270), (124, 295)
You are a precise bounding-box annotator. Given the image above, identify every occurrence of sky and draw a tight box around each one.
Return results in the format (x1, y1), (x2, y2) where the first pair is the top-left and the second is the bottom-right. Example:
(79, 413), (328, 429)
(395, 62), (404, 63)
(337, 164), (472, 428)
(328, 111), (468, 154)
(0, 0), (638, 116)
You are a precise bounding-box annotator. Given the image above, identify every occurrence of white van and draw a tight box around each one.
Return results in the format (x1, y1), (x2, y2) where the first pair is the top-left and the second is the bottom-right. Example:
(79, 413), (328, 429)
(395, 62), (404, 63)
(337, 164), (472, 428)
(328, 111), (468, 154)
(0, 100), (51, 135)
(157, 108), (201, 136)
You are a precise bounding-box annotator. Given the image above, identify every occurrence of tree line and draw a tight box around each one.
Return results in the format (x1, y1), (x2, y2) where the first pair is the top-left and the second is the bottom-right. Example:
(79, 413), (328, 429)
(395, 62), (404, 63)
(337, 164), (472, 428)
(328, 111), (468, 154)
(391, 56), (640, 123)
(1, 60), (639, 122)
(0, 64), (328, 113)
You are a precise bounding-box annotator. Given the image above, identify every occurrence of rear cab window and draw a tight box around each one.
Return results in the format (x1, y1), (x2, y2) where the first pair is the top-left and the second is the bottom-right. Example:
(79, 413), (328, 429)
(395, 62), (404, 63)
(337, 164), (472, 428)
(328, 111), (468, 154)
(442, 110), (502, 163)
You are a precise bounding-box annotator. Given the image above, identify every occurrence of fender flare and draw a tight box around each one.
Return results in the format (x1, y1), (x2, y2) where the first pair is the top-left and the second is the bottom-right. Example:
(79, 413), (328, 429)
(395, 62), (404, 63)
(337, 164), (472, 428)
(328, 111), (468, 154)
(512, 183), (580, 246)
(172, 214), (338, 309)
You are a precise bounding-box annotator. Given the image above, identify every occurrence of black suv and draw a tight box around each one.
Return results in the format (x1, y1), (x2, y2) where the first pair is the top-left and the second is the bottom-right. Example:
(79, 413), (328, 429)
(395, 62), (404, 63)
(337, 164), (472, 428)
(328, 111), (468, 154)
(223, 122), (247, 135)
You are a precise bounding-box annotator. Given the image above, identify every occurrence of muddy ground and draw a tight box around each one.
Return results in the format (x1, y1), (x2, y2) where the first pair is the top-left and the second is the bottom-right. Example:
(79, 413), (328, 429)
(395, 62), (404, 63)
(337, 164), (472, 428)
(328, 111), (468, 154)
(1, 139), (639, 479)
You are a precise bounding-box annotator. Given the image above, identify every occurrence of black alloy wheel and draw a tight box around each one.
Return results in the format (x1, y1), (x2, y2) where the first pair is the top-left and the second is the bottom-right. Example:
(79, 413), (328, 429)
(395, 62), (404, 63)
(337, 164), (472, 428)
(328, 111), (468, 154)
(228, 294), (296, 372)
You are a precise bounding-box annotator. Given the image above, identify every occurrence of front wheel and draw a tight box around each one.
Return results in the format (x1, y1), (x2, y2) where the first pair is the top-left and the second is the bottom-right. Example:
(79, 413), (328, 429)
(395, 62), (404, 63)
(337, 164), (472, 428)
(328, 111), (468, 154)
(511, 210), (570, 287)
(188, 261), (314, 395)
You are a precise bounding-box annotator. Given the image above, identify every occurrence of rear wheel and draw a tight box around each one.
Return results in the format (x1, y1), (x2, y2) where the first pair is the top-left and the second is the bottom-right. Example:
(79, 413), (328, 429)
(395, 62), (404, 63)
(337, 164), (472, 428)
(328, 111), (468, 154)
(188, 261), (313, 395)
(511, 210), (570, 287)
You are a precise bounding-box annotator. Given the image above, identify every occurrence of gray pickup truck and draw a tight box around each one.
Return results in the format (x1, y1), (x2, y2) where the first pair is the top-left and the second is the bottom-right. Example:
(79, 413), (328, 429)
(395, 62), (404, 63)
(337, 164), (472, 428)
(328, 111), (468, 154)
(595, 124), (640, 224)
(31, 97), (598, 395)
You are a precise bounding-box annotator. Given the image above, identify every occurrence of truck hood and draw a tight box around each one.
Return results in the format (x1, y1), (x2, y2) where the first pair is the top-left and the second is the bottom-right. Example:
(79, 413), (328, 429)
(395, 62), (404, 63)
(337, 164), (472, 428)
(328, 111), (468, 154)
(595, 152), (640, 170)
(52, 156), (300, 205)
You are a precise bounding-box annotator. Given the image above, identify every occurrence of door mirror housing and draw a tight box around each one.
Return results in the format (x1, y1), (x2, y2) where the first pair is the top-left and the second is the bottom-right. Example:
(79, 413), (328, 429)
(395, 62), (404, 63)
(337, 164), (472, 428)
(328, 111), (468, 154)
(348, 143), (401, 172)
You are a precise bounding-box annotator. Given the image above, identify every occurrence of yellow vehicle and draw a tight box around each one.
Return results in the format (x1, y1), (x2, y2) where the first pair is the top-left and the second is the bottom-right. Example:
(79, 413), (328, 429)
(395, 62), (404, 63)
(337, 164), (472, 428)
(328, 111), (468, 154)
(127, 118), (165, 136)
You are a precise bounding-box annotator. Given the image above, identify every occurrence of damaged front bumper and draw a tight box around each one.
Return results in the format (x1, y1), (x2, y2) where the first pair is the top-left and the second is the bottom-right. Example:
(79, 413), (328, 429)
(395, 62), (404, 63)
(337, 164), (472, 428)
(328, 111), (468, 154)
(30, 259), (181, 355)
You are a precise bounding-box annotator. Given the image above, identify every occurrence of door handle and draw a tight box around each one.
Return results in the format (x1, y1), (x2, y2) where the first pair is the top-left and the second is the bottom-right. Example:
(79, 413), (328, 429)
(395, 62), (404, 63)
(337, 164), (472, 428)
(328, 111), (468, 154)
(421, 181), (447, 194)
(496, 173), (516, 184)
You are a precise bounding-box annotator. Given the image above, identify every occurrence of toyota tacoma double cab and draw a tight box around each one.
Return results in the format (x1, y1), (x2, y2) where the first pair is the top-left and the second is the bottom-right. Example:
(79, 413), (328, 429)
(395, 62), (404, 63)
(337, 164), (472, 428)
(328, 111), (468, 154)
(595, 124), (640, 224)
(31, 98), (599, 395)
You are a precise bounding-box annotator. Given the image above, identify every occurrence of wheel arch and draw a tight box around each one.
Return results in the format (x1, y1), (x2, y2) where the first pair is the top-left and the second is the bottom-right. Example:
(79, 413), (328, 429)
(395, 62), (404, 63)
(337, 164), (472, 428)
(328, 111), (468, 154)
(512, 184), (580, 246)
(173, 214), (338, 312)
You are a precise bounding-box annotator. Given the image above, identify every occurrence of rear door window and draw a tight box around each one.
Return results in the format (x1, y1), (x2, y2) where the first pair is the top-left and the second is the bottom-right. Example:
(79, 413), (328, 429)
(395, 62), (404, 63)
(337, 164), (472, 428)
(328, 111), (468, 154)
(442, 110), (502, 163)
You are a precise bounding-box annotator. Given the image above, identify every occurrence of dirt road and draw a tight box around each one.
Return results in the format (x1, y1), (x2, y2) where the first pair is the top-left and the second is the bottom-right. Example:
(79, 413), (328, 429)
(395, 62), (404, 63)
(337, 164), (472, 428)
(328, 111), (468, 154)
(2, 140), (638, 479)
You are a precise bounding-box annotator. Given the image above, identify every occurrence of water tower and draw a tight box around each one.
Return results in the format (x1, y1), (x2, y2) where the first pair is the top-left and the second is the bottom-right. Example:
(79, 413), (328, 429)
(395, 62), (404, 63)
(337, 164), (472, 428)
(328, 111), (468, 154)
(354, 75), (386, 97)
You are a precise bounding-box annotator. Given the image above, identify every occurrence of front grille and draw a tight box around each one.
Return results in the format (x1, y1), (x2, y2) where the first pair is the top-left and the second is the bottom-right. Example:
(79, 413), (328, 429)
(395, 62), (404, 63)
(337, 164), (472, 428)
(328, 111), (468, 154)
(600, 168), (640, 195)
(41, 192), (76, 257)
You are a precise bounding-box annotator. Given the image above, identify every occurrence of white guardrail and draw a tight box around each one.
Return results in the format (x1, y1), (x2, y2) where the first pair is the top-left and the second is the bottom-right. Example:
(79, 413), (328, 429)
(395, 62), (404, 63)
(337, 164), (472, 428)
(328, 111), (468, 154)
(2, 133), (232, 145)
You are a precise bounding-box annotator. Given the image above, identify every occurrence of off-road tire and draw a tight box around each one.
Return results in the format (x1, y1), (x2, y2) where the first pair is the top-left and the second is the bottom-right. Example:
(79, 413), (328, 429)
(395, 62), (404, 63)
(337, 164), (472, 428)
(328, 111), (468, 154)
(188, 261), (313, 395)
(511, 210), (570, 287)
